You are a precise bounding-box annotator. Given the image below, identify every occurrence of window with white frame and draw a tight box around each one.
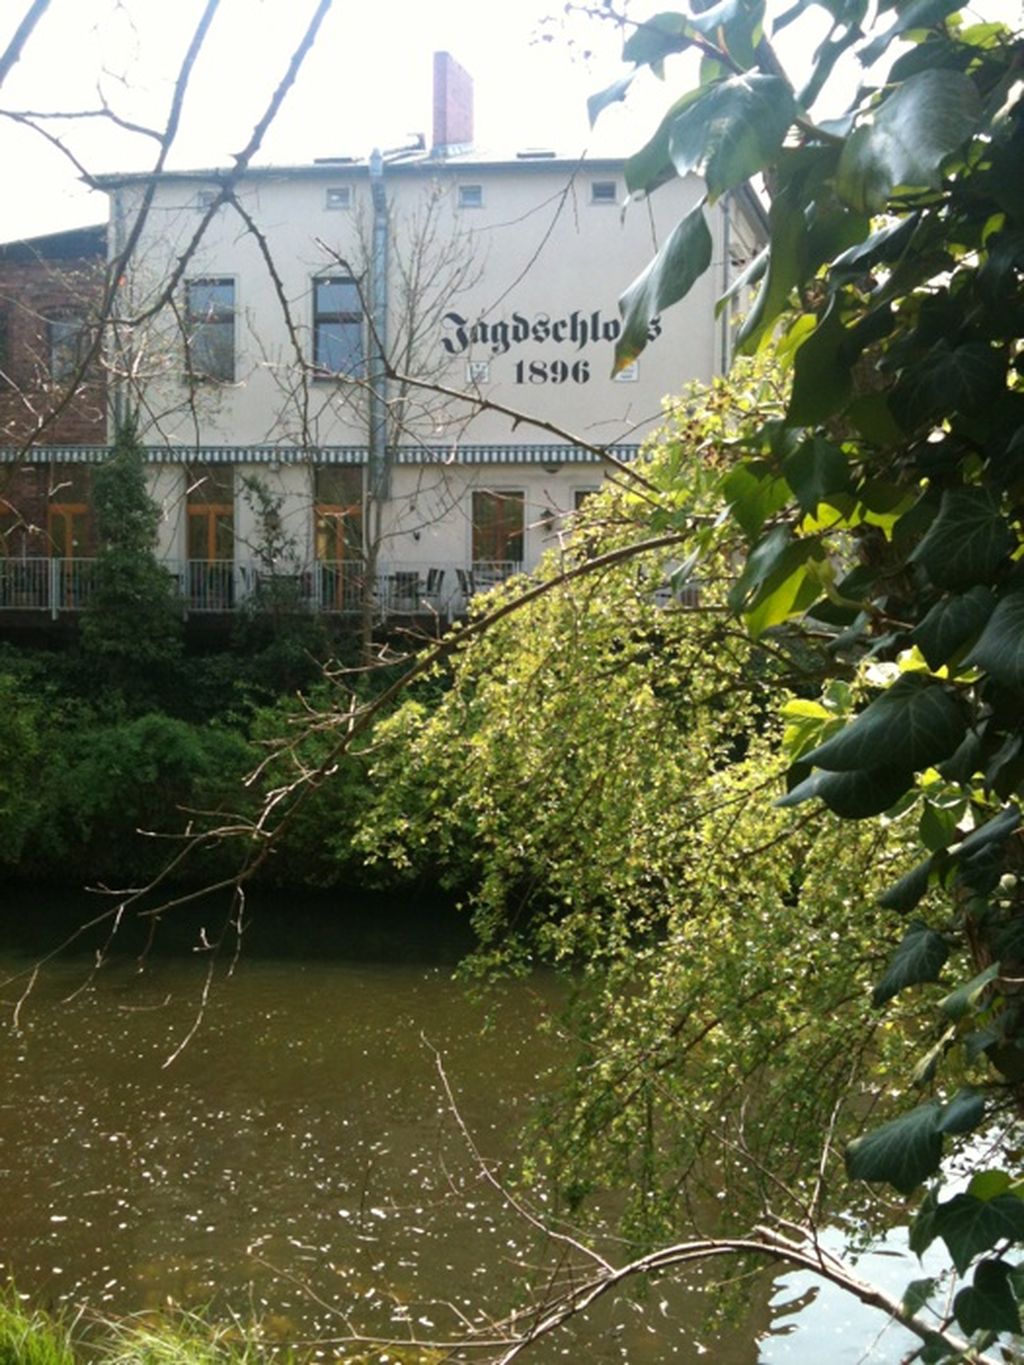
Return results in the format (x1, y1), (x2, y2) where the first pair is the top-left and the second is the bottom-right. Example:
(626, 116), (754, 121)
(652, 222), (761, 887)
(458, 183), (483, 209)
(185, 278), (235, 382)
(591, 180), (617, 205)
(325, 186), (351, 210)
(313, 276), (364, 377)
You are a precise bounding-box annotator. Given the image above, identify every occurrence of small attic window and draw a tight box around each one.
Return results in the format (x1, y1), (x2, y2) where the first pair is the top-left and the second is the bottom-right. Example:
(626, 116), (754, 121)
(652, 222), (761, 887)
(326, 186), (351, 210)
(458, 184), (483, 209)
(591, 180), (617, 205)
(195, 189), (218, 211)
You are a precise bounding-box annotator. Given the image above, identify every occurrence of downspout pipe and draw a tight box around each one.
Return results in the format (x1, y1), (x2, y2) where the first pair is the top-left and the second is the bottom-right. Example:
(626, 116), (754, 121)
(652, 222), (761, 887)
(111, 187), (127, 435)
(368, 149), (390, 504)
(720, 192), (732, 375)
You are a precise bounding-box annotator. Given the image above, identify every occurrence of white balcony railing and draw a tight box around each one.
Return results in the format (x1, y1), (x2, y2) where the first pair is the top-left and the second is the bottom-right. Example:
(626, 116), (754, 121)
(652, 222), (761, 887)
(0, 556), (523, 620)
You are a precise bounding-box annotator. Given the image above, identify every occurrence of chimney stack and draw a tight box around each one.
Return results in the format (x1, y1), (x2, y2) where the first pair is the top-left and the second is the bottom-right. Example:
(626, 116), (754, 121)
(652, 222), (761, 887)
(432, 51), (473, 158)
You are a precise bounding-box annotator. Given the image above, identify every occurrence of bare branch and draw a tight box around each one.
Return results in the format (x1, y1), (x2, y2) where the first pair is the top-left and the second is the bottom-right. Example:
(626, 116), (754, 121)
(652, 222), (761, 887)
(0, 0), (51, 92)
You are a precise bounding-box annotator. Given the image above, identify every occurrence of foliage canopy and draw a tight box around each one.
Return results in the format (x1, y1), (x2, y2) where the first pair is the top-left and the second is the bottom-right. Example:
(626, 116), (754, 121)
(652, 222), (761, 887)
(586, 0), (1024, 1347)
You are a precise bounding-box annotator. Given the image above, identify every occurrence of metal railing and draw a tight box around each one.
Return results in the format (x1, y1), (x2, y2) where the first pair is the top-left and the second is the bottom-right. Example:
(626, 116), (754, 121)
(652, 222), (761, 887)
(0, 556), (516, 619)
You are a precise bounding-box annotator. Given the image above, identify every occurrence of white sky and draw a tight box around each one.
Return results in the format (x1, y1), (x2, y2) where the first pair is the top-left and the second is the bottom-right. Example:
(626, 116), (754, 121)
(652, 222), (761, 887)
(0, 0), (653, 242)
(0, 0), (1019, 244)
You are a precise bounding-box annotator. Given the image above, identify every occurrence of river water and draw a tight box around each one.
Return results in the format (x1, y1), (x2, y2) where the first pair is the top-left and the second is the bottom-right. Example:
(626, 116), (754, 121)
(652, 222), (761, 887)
(0, 891), (925, 1361)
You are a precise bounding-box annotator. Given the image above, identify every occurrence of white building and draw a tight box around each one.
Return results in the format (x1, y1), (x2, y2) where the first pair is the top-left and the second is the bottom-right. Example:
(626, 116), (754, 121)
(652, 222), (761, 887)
(3, 53), (765, 624)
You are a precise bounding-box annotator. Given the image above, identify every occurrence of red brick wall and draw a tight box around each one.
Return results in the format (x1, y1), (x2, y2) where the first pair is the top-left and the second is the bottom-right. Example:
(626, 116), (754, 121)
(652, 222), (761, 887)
(432, 51), (474, 154)
(0, 252), (107, 448)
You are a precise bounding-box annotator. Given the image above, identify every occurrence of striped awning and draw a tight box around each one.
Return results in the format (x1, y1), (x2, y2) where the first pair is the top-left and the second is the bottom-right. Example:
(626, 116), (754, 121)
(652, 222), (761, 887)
(0, 442), (640, 467)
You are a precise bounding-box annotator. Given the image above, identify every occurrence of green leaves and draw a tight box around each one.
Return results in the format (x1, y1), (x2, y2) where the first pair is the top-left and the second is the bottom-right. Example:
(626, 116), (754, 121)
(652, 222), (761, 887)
(954, 1259), (1021, 1336)
(911, 587), (996, 671)
(872, 921), (949, 1006)
(801, 675), (967, 775)
(847, 1091), (987, 1195)
(909, 488), (1014, 591)
(726, 524), (826, 635)
(787, 298), (855, 425)
(933, 1201), (1024, 1272)
(615, 203), (712, 372)
(667, 74), (797, 202)
(846, 1101), (944, 1195)
(837, 71), (981, 214)
(964, 593), (1024, 691)
(777, 763), (913, 818)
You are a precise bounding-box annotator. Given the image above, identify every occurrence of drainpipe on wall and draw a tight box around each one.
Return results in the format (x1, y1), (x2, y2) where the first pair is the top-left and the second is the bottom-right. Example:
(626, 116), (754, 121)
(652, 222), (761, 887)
(368, 148), (390, 505)
(361, 148), (390, 661)
(720, 192), (732, 375)
(110, 187), (128, 435)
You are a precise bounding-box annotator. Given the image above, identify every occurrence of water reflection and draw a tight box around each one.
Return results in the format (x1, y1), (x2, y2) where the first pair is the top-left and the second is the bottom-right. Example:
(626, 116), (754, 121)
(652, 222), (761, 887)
(0, 893), (922, 1360)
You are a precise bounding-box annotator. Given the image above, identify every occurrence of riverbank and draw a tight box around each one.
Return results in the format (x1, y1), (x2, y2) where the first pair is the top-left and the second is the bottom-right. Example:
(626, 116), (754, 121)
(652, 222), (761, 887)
(0, 1292), (441, 1363)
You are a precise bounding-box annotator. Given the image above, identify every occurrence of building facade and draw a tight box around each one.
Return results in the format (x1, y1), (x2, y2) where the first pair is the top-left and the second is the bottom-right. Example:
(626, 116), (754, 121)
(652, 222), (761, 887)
(0, 54), (764, 624)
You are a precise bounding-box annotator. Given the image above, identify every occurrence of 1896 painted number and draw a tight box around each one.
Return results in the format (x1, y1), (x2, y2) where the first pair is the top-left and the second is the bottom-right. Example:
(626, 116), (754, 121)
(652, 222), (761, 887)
(514, 359), (591, 384)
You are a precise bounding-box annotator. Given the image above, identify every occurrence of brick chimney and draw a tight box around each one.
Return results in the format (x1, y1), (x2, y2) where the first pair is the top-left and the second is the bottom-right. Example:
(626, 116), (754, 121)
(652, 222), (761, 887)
(432, 51), (474, 158)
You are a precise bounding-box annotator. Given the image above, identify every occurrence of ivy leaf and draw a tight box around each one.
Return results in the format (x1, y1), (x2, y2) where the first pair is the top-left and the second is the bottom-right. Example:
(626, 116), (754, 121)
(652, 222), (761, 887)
(846, 1101), (944, 1195)
(668, 74), (796, 202)
(615, 202), (712, 372)
(911, 587), (997, 671)
(939, 964), (1000, 1021)
(727, 525), (826, 636)
(902, 1277), (938, 1316)
(872, 921), (949, 1006)
(956, 806), (1022, 859)
(588, 74), (635, 127)
(724, 461), (790, 540)
(859, 0), (966, 66)
(893, 341), (1007, 429)
(625, 89), (706, 198)
(836, 70), (981, 214)
(878, 857), (935, 913)
(787, 298), (855, 425)
(777, 764), (914, 818)
(936, 1087), (986, 1137)
(802, 675), (967, 775)
(908, 487), (1014, 590)
(783, 437), (852, 515)
(933, 1197), (1024, 1274)
(736, 189), (806, 353)
(964, 593), (1024, 691)
(622, 11), (691, 67)
(954, 1259), (1022, 1335)
(910, 1188), (941, 1257)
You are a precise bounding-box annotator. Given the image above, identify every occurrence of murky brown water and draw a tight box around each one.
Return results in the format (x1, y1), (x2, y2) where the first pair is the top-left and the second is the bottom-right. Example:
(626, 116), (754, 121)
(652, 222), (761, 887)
(0, 892), (923, 1361)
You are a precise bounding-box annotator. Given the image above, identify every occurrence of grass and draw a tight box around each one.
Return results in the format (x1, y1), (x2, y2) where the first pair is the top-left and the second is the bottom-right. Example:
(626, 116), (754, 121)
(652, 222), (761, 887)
(0, 1295), (444, 1363)
(0, 1290), (75, 1365)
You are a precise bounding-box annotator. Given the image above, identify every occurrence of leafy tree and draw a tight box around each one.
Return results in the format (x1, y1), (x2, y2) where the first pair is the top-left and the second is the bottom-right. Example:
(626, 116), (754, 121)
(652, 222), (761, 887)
(79, 416), (183, 702)
(354, 374), (936, 1263)
(589, 0), (1024, 1346)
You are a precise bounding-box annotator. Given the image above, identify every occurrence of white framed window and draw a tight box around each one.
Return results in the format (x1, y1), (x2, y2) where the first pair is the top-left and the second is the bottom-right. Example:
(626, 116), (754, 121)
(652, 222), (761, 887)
(325, 186), (351, 210)
(458, 184), (483, 209)
(313, 276), (364, 377)
(466, 360), (490, 384)
(185, 278), (236, 382)
(614, 361), (639, 383)
(591, 180), (617, 205)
